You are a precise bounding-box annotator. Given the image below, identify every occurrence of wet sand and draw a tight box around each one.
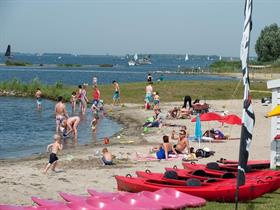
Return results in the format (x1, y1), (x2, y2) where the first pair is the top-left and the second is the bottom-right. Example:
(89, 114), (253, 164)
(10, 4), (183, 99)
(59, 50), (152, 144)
(0, 99), (272, 205)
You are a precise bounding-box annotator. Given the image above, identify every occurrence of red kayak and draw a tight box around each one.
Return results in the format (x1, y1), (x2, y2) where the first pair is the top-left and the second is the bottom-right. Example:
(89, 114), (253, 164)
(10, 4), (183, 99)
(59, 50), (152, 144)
(136, 169), (277, 193)
(181, 162), (280, 192)
(115, 175), (270, 202)
(182, 162), (280, 176)
(217, 159), (270, 169)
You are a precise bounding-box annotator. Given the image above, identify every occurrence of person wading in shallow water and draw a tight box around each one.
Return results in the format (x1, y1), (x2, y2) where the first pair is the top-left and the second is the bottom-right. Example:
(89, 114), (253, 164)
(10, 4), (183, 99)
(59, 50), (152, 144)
(55, 96), (68, 133)
(35, 88), (43, 110)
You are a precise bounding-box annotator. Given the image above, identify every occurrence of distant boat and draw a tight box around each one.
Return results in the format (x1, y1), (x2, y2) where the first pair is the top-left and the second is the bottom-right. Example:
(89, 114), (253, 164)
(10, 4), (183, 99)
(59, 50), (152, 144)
(128, 60), (137, 66)
(207, 56), (210, 61)
(134, 53), (138, 61)
(5, 45), (12, 58)
(185, 53), (189, 61)
(138, 55), (152, 65)
(219, 56), (222, 61)
(58, 56), (62, 59)
(128, 53), (152, 66)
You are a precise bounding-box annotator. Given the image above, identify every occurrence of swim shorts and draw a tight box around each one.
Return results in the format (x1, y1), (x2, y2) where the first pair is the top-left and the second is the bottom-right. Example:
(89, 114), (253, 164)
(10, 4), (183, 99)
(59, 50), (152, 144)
(49, 153), (58, 164)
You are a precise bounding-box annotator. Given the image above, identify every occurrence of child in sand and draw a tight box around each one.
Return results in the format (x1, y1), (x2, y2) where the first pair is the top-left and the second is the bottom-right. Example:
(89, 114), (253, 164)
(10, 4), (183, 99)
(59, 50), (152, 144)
(43, 134), (63, 174)
(101, 148), (113, 165)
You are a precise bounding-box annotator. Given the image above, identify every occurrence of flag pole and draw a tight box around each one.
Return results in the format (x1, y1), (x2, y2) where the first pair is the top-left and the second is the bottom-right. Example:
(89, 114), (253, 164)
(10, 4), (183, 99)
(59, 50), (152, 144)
(235, 0), (255, 209)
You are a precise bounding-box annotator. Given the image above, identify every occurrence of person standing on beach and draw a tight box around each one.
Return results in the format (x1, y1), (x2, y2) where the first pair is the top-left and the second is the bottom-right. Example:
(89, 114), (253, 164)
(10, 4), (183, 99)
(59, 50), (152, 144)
(147, 73), (153, 84)
(55, 96), (68, 133)
(35, 88), (42, 110)
(92, 76), (98, 86)
(112, 80), (120, 106)
(145, 83), (153, 110)
(92, 85), (100, 106)
(43, 134), (63, 174)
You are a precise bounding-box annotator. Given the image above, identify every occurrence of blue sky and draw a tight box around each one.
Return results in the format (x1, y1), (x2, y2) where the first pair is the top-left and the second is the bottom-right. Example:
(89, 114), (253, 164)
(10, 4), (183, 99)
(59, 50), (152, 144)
(0, 0), (279, 56)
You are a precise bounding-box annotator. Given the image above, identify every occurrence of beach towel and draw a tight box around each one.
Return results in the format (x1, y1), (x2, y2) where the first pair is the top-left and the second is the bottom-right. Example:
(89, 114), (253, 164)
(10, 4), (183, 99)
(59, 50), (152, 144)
(134, 153), (184, 162)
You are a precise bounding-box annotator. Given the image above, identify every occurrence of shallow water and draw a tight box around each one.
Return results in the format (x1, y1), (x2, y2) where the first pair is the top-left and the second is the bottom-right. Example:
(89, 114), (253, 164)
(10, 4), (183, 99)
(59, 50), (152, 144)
(0, 97), (122, 159)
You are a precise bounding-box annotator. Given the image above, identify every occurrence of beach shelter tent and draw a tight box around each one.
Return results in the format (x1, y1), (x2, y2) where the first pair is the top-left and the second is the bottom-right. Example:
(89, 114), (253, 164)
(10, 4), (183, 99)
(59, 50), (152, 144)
(195, 114), (202, 147)
(191, 112), (223, 122)
(267, 105), (280, 117)
(220, 114), (242, 125)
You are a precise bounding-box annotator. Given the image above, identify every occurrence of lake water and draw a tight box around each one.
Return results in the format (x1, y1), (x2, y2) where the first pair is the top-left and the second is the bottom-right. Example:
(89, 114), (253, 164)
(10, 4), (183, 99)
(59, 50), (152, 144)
(0, 97), (122, 159)
(0, 54), (237, 85)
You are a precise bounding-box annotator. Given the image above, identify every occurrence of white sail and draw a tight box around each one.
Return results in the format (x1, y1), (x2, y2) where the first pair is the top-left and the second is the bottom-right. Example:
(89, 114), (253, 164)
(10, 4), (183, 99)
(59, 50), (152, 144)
(185, 53), (189, 61)
(219, 56), (222, 61)
(134, 53), (138, 61)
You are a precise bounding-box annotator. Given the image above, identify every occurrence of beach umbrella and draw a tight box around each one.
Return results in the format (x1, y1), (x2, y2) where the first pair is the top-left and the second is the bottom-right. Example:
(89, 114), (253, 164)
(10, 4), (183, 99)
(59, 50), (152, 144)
(195, 113), (202, 148)
(191, 112), (224, 122)
(220, 114), (242, 125)
(267, 105), (280, 117)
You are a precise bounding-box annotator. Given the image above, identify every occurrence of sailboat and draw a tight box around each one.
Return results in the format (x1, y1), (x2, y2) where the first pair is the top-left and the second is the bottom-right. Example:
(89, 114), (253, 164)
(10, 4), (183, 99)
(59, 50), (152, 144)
(185, 53), (189, 61)
(128, 53), (152, 66)
(128, 53), (138, 66)
(219, 56), (222, 61)
(5, 45), (12, 58)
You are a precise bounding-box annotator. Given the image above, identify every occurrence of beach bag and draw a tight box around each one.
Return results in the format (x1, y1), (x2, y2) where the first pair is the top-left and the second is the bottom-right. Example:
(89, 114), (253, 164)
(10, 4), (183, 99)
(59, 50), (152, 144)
(195, 149), (211, 158)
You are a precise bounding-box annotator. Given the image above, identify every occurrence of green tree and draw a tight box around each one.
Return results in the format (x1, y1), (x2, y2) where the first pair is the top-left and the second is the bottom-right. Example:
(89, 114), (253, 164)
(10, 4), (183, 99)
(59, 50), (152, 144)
(255, 23), (280, 62)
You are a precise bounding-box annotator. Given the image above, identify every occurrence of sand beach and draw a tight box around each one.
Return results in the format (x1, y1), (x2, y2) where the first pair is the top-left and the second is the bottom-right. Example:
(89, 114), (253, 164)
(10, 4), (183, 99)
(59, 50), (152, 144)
(0, 99), (272, 205)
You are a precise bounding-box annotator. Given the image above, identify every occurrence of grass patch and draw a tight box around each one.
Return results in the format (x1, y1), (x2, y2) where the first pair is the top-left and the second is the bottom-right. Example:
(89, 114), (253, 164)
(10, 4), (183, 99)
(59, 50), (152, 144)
(0, 79), (270, 104)
(57, 64), (82, 67)
(5, 60), (32, 66)
(211, 60), (280, 73)
(195, 189), (280, 210)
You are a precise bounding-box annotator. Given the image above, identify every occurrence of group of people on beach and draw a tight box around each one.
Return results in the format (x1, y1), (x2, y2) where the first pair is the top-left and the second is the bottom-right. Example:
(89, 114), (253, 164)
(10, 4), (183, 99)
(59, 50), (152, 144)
(39, 76), (122, 173)
(145, 80), (160, 110)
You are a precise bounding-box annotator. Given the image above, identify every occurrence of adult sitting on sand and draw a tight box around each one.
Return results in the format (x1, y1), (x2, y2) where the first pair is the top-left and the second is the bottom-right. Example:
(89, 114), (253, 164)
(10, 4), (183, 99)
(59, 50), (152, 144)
(61, 116), (80, 140)
(143, 108), (165, 128)
(173, 129), (190, 154)
(152, 135), (177, 160)
(168, 107), (192, 119)
(55, 96), (69, 133)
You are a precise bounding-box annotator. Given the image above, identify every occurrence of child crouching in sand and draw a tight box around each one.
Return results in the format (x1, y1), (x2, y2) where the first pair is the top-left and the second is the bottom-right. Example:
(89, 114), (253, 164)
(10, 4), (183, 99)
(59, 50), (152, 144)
(43, 134), (63, 174)
(100, 148), (113, 165)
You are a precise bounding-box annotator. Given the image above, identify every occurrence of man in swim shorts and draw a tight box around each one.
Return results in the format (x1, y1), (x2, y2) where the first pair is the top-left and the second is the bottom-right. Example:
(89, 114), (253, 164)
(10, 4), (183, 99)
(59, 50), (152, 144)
(112, 80), (120, 106)
(174, 130), (190, 154)
(35, 88), (42, 110)
(55, 96), (69, 133)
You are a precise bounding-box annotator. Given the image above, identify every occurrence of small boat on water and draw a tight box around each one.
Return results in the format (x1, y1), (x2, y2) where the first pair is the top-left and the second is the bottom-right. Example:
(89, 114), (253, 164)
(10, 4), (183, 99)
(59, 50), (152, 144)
(128, 53), (152, 66)
(4, 45), (12, 59)
(185, 53), (189, 61)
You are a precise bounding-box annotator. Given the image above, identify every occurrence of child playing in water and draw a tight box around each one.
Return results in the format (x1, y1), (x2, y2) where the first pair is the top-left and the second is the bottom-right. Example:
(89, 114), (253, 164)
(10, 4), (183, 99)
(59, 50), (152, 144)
(43, 134), (63, 174)
(101, 147), (113, 165)
(70, 91), (77, 112)
(35, 88), (42, 110)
